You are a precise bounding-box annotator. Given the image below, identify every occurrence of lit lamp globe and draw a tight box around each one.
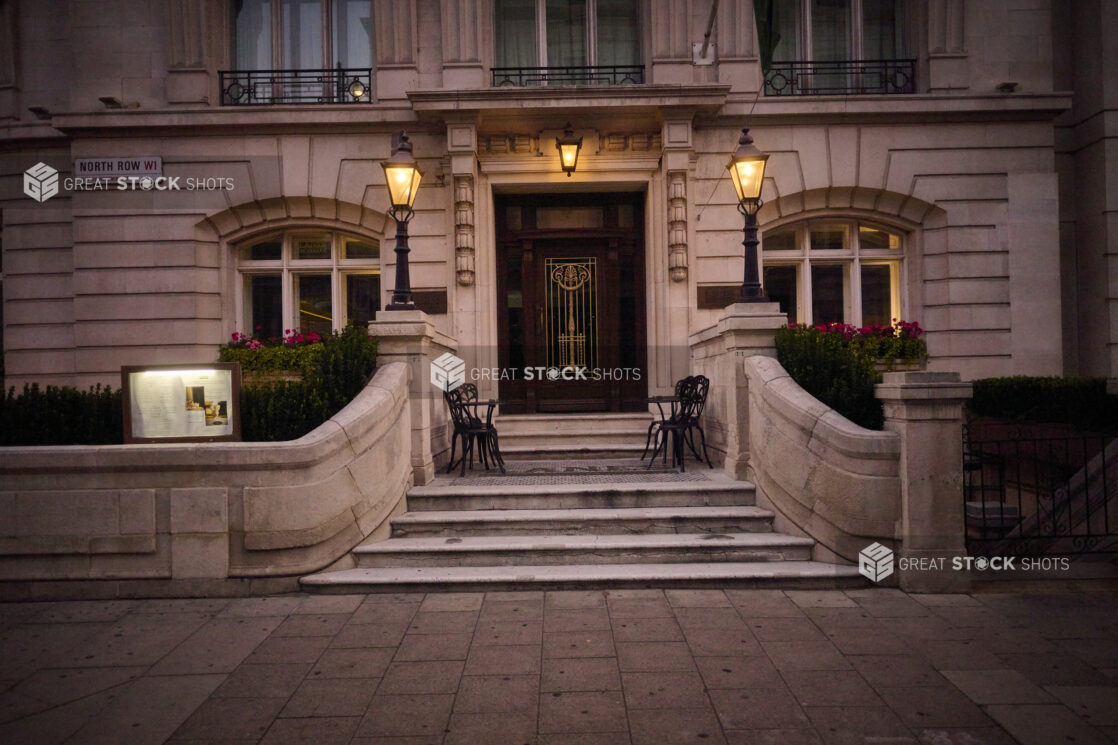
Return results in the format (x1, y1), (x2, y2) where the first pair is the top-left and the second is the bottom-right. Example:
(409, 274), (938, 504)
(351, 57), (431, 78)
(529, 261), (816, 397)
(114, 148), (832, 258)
(728, 127), (768, 212)
(382, 134), (423, 214)
(556, 123), (583, 177)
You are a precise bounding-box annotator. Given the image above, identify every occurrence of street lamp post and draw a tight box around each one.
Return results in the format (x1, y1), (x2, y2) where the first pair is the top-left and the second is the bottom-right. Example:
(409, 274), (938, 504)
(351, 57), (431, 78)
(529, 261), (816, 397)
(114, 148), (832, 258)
(382, 131), (423, 311)
(727, 126), (769, 303)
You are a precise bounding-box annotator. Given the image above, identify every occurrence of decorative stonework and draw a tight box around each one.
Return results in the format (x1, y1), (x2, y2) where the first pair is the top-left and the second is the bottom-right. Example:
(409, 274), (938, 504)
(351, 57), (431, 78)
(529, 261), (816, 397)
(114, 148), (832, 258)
(668, 171), (688, 282)
(600, 132), (663, 152)
(479, 132), (662, 155)
(480, 134), (538, 154)
(454, 175), (475, 286)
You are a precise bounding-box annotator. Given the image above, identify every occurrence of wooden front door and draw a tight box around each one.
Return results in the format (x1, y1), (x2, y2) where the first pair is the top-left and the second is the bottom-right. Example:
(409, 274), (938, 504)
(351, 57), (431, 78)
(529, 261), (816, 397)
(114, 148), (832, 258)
(496, 193), (647, 414)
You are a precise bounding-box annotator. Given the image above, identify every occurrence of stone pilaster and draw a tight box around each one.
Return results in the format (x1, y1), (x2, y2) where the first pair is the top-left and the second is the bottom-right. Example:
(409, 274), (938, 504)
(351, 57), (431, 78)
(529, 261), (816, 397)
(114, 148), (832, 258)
(375, 0), (419, 98)
(455, 175), (476, 286)
(369, 310), (457, 485)
(441, 0), (486, 88)
(668, 171), (688, 282)
(927, 0), (968, 92)
(877, 371), (973, 592)
(165, 0), (217, 105)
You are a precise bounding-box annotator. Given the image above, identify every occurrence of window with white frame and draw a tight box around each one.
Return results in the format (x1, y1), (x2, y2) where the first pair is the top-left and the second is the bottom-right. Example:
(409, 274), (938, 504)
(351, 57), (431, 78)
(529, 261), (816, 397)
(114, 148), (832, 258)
(236, 230), (380, 339)
(761, 219), (904, 327)
(495, 0), (640, 68)
(233, 0), (372, 70)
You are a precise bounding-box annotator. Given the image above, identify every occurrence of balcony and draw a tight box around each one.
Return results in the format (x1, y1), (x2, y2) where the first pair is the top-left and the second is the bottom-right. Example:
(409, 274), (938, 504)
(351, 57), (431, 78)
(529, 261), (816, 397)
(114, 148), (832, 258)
(764, 59), (916, 97)
(491, 65), (644, 87)
(219, 67), (373, 106)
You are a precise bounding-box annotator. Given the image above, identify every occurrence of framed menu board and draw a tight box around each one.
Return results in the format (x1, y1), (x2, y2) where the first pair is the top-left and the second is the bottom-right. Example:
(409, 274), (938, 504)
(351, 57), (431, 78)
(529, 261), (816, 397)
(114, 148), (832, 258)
(122, 363), (242, 443)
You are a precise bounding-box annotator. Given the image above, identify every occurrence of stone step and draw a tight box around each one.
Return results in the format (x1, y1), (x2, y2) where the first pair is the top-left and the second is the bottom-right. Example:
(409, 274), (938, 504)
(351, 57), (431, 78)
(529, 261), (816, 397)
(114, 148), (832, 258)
(493, 413), (655, 455)
(390, 506), (776, 537)
(352, 532), (815, 568)
(406, 481), (757, 511)
(499, 443), (653, 460)
(301, 561), (867, 592)
(495, 412), (653, 437)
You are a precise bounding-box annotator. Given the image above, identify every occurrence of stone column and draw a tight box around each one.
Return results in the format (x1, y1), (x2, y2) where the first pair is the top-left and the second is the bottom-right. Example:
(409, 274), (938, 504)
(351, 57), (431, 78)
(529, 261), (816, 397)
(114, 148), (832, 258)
(369, 310), (457, 485)
(876, 371), (973, 592)
(689, 303), (787, 479)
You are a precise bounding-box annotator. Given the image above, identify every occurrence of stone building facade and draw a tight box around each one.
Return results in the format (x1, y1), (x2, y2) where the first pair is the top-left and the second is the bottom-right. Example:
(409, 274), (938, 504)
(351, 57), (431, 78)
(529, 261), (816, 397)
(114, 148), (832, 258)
(0, 0), (1114, 403)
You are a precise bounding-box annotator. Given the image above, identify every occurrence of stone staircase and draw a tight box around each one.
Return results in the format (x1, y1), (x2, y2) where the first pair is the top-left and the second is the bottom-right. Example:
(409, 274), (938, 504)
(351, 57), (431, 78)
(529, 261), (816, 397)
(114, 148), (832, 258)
(494, 412), (653, 459)
(301, 457), (864, 593)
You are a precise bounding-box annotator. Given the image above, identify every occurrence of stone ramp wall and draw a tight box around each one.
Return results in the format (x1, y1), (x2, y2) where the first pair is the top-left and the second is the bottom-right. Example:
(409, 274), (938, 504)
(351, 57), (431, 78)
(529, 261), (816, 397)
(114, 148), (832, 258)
(0, 362), (412, 599)
(744, 355), (903, 563)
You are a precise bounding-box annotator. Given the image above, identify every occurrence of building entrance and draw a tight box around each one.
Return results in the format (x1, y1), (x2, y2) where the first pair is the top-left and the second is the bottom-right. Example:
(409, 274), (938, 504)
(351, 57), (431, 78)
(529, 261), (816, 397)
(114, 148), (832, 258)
(495, 192), (648, 413)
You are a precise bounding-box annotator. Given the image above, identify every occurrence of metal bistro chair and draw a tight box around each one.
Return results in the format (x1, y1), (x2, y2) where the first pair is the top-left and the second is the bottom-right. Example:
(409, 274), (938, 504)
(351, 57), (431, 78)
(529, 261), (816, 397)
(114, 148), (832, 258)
(444, 383), (506, 476)
(641, 375), (691, 461)
(642, 375), (713, 470)
(685, 375), (712, 468)
(645, 377), (706, 472)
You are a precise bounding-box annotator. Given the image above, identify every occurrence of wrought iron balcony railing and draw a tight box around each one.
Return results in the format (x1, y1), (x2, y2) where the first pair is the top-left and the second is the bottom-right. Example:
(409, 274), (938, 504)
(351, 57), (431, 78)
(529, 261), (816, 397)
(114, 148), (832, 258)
(219, 67), (373, 106)
(764, 59), (916, 96)
(492, 65), (644, 87)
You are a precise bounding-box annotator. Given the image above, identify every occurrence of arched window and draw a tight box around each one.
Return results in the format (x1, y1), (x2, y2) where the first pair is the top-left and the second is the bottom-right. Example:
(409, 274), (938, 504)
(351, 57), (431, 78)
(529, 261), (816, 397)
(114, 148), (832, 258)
(236, 229), (380, 338)
(762, 219), (905, 327)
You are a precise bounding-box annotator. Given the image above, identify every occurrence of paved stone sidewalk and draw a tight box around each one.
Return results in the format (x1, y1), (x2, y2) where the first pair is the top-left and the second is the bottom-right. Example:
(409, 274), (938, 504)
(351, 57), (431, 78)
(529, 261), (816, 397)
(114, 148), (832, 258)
(2, 588), (1118, 745)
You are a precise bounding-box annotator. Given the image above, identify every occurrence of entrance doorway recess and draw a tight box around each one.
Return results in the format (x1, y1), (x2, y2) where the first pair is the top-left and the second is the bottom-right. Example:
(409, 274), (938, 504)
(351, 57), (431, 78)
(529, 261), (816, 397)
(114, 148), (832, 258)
(495, 192), (648, 413)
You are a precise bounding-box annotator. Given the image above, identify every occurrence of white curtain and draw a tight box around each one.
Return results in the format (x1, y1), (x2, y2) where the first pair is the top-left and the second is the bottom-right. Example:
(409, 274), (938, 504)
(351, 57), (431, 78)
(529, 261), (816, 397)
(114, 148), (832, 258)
(862, 0), (906, 59)
(282, 0), (324, 68)
(596, 0), (639, 67)
(496, 0), (538, 67)
(811, 0), (852, 61)
(547, 0), (587, 67)
(771, 0), (802, 60)
(333, 0), (372, 68)
(234, 0), (273, 69)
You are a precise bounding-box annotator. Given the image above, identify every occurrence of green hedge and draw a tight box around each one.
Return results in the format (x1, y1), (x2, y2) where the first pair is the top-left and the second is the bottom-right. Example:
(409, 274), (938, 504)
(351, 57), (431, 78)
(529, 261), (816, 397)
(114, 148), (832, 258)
(969, 376), (1118, 433)
(219, 342), (324, 378)
(0, 383), (123, 446)
(0, 326), (378, 446)
(774, 324), (884, 430)
(236, 325), (378, 441)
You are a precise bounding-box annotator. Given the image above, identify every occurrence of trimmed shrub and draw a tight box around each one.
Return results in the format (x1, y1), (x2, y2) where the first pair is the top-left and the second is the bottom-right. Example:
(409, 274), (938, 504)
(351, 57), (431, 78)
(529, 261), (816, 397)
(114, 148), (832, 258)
(775, 324), (884, 430)
(0, 383), (123, 445)
(969, 376), (1118, 433)
(236, 325), (378, 442)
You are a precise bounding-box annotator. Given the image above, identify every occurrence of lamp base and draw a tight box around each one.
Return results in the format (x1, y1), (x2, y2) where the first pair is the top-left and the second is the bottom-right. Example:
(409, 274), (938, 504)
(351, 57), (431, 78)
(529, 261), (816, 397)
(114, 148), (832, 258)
(385, 302), (417, 311)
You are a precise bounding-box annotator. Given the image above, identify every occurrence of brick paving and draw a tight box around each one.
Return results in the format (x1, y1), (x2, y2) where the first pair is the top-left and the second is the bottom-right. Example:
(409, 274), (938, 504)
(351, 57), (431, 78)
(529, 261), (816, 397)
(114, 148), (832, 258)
(1, 588), (1117, 745)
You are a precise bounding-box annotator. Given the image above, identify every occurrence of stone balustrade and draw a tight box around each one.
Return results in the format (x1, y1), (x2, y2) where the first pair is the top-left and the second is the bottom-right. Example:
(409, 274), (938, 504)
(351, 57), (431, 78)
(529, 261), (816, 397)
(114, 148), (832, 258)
(692, 303), (973, 591)
(0, 362), (413, 599)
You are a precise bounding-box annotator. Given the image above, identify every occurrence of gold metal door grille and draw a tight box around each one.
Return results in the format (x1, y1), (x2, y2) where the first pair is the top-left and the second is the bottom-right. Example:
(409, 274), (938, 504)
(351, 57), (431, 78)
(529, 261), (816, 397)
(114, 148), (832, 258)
(544, 258), (597, 371)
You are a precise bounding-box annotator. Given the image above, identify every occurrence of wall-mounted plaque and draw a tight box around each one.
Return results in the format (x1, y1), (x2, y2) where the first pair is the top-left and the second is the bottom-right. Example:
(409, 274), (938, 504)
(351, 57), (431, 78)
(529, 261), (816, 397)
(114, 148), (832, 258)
(121, 363), (242, 444)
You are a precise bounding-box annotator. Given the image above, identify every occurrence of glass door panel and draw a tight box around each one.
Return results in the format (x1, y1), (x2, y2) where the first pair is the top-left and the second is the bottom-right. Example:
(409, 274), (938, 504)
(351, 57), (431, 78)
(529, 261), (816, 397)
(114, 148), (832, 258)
(547, 0), (588, 67)
(544, 257), (598, 371)
(811, 0), (852, 92)
(596, 0), (639, 66)
(295, 273), (332, 335)
(811, 264), (846, 324)
(333, 0), (372, 68)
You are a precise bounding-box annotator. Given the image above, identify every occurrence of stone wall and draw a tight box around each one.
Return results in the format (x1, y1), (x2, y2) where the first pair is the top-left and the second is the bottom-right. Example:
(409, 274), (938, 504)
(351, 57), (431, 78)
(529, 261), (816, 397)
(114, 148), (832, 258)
(0, 362), (412, 599)
(743, 355), (903, 564)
